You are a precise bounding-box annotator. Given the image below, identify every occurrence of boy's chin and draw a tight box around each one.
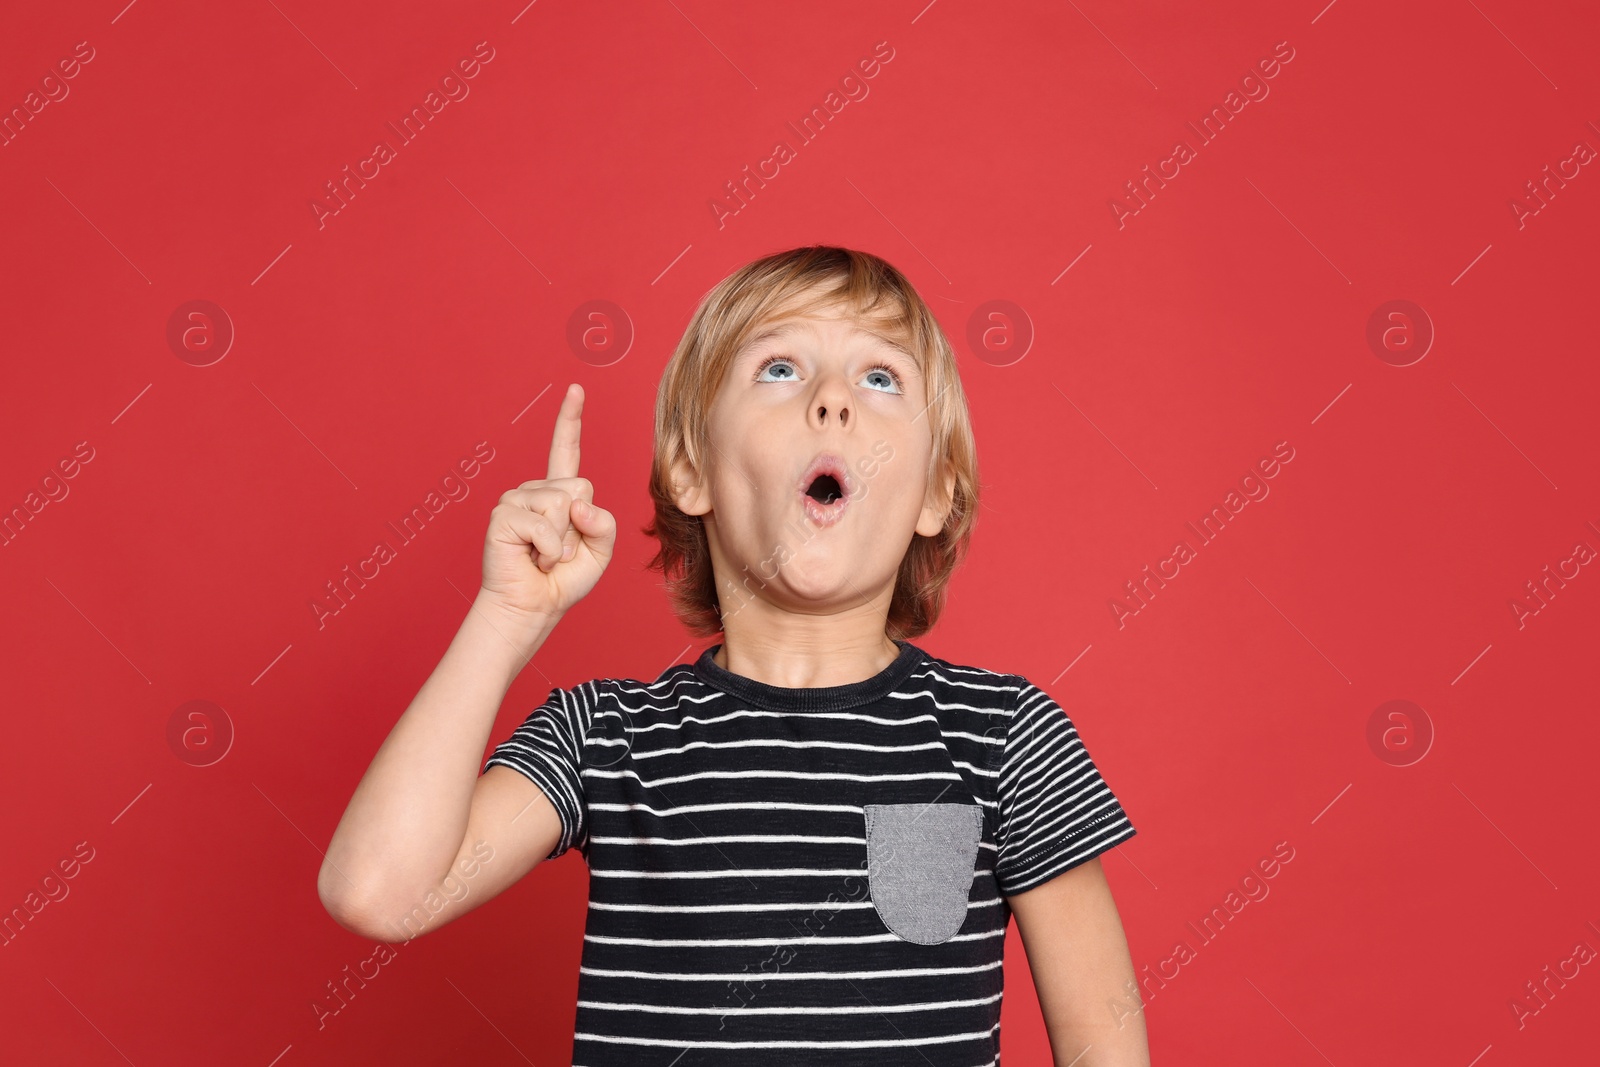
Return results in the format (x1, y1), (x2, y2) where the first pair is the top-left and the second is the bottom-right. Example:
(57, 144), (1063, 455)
(768, 561), (882, 601)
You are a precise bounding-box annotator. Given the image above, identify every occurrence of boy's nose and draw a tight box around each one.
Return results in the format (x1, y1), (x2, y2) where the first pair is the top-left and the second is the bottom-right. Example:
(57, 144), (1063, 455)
(811, 368), (854, 426)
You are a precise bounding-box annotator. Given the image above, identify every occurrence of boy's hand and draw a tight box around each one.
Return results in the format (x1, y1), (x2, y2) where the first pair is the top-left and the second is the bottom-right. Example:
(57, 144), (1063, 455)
(479, 383), (616, 631)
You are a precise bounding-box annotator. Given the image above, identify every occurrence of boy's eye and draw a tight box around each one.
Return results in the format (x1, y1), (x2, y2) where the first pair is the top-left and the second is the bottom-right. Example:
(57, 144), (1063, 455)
(862, 367), (903, 393)
(754, 356), (799, 382)
(753, 355), (904, 394)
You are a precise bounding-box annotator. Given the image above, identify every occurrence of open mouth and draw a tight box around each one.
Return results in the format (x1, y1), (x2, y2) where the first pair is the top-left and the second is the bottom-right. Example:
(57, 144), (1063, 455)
(798, 453), (852, 527)
(805, 473), (844, 505)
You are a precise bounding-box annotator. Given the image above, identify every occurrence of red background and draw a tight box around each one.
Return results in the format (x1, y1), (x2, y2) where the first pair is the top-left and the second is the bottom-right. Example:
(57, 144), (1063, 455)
(3, 0), (1597, 1063)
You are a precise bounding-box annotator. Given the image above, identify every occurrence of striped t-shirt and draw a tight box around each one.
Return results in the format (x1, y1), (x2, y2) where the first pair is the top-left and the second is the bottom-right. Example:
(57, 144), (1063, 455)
(481, 638), (1138, 1066)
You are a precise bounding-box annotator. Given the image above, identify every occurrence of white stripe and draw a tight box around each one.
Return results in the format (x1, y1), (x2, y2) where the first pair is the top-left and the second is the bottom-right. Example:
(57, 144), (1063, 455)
(589, 799), (865, 816)
(884, 687), (1014, 712)
(576, 1023), (998, 1049)
(912, 662), (1016, 686)
(577, 991), (1003, 1015)
(578, 960), (1004, 981)
(588, 795), (999, 815)
(586, 896), (1004, 914)
(591, 866), (970, 879)
(582, 928), (1006, 948)
(573, 1024), (1000, 1048)
(588, 833), (999, 854)
(626, 737), (952, 760)
(589, 832), (863, 845)
(581, 767), (967, 788)
(942, 728), (1006, 745)
(599, 706), (985, 735)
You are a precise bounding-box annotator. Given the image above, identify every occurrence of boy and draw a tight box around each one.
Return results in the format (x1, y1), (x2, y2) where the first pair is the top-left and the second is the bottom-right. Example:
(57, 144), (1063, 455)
(319, 246), (1148, 1065)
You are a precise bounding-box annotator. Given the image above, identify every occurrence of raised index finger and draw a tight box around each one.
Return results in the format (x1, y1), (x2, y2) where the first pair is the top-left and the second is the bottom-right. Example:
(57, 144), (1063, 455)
(546, 383), (584, 482)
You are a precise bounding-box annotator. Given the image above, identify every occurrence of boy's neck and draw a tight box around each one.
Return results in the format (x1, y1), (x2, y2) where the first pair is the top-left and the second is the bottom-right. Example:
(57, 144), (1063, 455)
(713, 618), (902, 690)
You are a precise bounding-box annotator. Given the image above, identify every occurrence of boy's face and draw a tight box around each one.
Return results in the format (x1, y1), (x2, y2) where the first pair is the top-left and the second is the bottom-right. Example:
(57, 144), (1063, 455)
(670, 304), (956, 619)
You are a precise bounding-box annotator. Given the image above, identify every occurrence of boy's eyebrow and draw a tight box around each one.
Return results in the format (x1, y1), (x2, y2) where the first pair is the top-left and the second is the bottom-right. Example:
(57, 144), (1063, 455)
(737, 320), (918, 364)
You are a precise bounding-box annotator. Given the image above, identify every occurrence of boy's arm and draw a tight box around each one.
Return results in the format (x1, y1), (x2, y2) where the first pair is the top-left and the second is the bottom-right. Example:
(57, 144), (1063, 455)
(318, 383), (614, 941)
(1008, 855), (1151, 1067)
(317, 594), (565, 940)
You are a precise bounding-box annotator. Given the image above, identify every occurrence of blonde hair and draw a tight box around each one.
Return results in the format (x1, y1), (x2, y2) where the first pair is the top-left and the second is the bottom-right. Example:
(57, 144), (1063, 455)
(642, 245), (981, 639)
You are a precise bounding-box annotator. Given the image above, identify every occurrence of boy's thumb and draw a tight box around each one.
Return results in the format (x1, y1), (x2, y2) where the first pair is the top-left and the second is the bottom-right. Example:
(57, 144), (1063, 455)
(570, 499), (615, 553)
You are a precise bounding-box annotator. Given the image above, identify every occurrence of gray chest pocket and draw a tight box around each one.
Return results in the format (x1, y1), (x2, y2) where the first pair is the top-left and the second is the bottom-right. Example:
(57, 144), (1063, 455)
(863, 802), (983, 945)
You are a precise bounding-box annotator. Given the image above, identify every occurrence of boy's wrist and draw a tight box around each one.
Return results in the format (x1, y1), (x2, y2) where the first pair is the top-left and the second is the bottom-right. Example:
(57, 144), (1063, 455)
(468, 588), (562, 663)
(460, 591), (560, 694)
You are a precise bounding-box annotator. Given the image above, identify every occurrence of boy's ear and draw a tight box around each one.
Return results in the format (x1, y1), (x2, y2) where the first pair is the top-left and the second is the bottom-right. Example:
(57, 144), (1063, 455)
(668, 450), (713, 517)
(915, 465), (958, 537)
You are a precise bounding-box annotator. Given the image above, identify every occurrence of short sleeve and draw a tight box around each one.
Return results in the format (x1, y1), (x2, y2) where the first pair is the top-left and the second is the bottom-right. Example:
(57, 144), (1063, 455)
(994, 681), (1138, 896)
(481, 679), (608, 861)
